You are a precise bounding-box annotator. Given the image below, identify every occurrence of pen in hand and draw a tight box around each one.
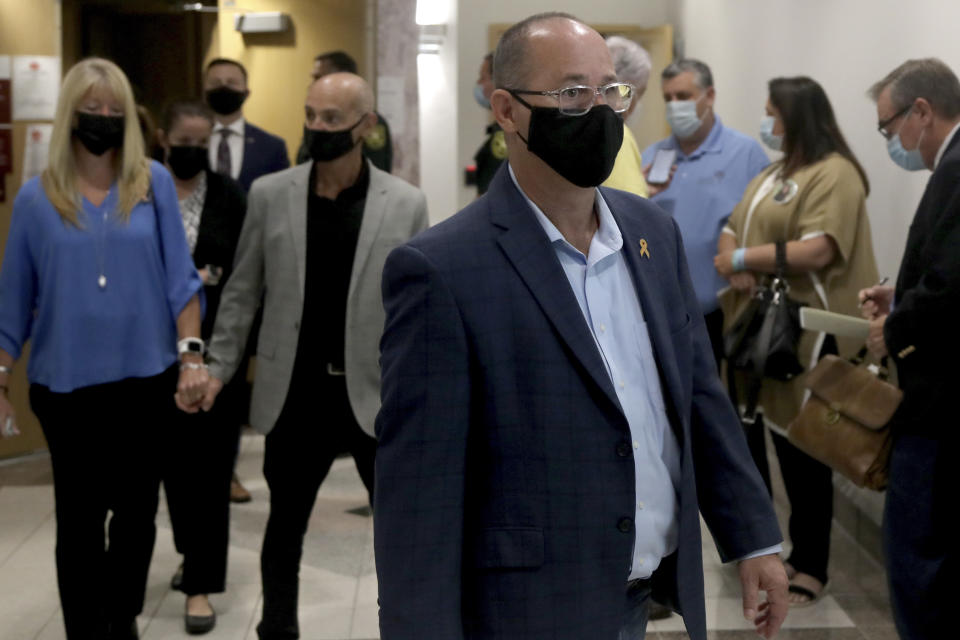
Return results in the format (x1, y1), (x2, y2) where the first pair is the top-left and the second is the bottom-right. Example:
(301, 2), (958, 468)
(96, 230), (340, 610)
(858, 276), (889, 308)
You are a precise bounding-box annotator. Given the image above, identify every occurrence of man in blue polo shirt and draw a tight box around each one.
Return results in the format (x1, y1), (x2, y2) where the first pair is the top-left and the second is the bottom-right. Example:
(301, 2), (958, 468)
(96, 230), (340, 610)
(643, 58), (768, 367)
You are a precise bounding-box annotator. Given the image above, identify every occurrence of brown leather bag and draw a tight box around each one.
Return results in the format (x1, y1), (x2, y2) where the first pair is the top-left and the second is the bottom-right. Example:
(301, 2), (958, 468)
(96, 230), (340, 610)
(787, 348), (902, 491)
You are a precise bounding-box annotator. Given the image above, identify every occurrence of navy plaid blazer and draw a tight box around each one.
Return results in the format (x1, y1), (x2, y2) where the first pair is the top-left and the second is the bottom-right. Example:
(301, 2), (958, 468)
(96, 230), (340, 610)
(374, 165), (781, 640)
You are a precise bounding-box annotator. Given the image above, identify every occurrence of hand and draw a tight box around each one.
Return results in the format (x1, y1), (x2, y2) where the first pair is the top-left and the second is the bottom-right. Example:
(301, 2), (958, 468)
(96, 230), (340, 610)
(0, 394), (20, 439)
(714, 250), (736, 279)
(867, 315), (889, 359)
(643, 163), (676, 197)
(858, 285), (894, 319)
(200, 376), (224, 413)
(175, 360), (210, 414)
(197, 268), (210, 285)
(738, 554), (789, 639)
(729, 272), (757, 293)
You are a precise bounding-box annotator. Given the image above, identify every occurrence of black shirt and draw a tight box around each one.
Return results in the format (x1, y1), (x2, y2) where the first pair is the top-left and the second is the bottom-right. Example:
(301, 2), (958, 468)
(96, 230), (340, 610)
(289, 161), (369, 392)
(474, 122), (506, 195)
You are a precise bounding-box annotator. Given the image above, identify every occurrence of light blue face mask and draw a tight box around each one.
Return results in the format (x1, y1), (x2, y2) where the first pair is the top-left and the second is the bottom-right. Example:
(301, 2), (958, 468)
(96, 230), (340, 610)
(887, 129), (926, 171)
(665, 96), (704, 139)
(759, 115), (782, 151)
(474, 84), (491, 110)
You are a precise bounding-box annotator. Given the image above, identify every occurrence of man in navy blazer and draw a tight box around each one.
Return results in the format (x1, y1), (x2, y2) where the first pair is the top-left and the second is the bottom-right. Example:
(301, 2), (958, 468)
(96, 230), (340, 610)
(375, 13), (788, 640)
(204, 58), (290, 192)
(861, 58), (960, 640)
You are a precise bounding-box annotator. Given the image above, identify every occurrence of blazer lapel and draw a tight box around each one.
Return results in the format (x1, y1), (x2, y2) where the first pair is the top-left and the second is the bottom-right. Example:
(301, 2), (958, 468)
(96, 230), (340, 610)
(348, 161), (387, 302)
(489, 170), (623, 415)
(610, 200), (685, 442)
(286, 164), (311, 299)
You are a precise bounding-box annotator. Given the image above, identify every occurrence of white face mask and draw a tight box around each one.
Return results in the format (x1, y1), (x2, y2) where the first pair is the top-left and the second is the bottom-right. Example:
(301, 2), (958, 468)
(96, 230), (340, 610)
(759, 115), (783, 151)
(665, 95), (705, 139)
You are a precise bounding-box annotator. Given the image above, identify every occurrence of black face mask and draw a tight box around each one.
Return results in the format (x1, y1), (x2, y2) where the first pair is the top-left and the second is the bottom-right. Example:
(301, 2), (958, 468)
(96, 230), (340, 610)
(205, 87), (247, 115)
(513, 96), (623, 188)
(303, 115), (366, 162)
(73, 112), (125, 156)
(167, 145), (209, 180)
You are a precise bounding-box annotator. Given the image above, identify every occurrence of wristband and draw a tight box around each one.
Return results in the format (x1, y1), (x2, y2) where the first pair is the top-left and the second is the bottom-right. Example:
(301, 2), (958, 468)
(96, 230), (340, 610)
(732, 248), (747, 273)
(179, 362), (208, 371)
(177, 337), (205, 359)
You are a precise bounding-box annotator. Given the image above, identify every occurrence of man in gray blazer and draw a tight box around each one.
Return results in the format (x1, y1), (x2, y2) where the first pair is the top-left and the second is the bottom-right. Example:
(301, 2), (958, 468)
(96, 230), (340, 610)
(201, 72), (428, 640)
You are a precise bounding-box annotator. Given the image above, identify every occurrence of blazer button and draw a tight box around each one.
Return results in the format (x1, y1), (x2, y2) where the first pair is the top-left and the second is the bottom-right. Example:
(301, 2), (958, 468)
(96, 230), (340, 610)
(618, 517), (634, 533)
(616, 442), (632, 458)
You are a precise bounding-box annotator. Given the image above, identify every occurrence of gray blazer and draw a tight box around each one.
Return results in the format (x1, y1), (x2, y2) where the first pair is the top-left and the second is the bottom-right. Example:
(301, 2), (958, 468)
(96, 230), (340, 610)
(207, 161), (429, 436)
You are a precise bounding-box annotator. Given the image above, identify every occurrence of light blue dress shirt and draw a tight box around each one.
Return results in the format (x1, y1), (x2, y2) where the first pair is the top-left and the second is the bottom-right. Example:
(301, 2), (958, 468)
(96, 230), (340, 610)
(508, 165), (781, 580)
(0, 161), (202, 392)
(643, 118), (769, 314)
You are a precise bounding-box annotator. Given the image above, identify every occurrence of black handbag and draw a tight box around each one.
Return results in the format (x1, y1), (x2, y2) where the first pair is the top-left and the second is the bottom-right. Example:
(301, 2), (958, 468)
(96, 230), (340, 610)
(724, 241), (806, 423)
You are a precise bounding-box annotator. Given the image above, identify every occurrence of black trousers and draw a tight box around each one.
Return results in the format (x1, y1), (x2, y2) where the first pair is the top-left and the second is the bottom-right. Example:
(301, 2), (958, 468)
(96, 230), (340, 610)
(161, 377), (236, 595)
(29, 367), (177, 639)
(256, 375), (376, 640)
(743, 335), (838, 586)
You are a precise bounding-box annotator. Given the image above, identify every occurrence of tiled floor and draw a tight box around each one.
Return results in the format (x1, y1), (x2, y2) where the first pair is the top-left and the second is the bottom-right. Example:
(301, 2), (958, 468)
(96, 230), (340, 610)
(0, 433), (898, 640)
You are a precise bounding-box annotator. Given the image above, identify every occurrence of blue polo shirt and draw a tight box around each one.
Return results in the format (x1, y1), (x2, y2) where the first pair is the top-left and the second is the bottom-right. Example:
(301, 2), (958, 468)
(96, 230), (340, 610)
(643, 118), (768, 313)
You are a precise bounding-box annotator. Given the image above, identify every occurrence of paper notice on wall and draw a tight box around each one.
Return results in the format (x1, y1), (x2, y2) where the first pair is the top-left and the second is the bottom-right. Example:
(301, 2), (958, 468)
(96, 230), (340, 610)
(12, 56), (61, 121)
(22, 124), (53, 185)
(0, 56), (11, 124)
(377, 76), (406, 136)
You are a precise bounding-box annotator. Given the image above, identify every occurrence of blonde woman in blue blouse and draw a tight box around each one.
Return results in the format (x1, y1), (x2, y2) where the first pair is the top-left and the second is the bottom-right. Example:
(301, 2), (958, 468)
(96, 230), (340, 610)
(0, 58), (206, 639)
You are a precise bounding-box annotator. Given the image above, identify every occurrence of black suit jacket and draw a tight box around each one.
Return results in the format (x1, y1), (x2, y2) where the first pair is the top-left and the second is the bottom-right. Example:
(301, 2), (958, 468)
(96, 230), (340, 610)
(193, 171), (247, 339)
(237, 121), (290, 192)
(374, 168), (780, 640)
(885, 128), (960, 436)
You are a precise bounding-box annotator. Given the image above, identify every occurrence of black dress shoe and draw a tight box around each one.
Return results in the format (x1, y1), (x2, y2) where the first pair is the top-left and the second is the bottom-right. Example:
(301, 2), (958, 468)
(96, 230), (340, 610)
(185, 604), (217, 635)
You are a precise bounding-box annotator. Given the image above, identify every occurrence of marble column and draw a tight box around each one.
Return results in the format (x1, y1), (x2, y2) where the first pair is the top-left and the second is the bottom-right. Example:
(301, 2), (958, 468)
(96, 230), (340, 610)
(376, 0), (419, 186)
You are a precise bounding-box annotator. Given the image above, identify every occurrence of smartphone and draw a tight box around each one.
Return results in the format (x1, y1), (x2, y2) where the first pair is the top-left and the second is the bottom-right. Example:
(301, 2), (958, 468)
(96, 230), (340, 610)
(647, 148), (677, 185)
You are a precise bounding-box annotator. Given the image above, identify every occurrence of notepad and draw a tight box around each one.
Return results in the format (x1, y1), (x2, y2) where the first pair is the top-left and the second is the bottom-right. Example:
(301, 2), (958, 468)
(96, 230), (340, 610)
(799, 308), (870, 339)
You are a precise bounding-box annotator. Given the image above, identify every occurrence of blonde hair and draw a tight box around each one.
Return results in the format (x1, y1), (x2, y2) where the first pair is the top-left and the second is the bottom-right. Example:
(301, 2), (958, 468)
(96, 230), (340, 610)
(42, 58), (151, 226)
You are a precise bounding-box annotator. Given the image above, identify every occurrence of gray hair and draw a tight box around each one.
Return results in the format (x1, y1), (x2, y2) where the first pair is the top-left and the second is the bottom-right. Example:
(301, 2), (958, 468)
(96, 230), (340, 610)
(605, 36), (651, 92)
(492, 12), (583, 89)
(869, 58), (960, 119)
(661, 58), (713, 90)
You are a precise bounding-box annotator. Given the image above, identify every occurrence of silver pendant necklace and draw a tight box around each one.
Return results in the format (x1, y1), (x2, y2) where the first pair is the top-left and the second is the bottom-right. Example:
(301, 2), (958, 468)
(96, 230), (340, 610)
(95, 209), (108, 289)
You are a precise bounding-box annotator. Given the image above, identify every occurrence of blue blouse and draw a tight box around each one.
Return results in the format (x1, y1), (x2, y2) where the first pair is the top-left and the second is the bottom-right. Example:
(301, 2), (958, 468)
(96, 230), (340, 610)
(0, 161), (203, 392)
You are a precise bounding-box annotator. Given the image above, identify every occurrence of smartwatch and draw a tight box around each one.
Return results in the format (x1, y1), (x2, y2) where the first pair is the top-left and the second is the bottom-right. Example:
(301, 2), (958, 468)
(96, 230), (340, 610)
(177, 337), (205, 358)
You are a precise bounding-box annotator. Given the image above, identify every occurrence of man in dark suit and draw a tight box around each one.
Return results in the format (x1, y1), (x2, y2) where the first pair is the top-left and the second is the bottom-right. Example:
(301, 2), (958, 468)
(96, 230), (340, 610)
(861, 58), (960, 640)
(204, 58), (290, 192)
(374, 13), (787, 640)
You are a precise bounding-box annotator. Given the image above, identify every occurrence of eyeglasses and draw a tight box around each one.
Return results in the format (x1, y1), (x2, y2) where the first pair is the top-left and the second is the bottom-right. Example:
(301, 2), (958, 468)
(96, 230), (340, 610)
(506, 82), (635, 116)
(878, 103), (913, 140)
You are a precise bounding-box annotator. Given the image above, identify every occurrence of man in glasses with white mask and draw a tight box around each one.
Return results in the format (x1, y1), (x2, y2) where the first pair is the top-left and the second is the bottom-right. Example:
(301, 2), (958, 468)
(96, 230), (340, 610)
(374, 13), (787, 640)
(859, 57), (960, 640)
(642, 59), (769, 368)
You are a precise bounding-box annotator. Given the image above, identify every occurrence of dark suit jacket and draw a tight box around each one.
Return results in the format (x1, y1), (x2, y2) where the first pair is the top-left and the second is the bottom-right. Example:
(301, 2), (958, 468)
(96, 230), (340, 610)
(237, 121), (290, 192)
(884, 129), (960, 437)
(193, 171), (247, 339)
(374, 168), (781, 640)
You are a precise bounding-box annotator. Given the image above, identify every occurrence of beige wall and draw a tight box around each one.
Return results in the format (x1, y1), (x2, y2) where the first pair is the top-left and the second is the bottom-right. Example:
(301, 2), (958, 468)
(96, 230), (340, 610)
(208, 0), (369, 164)
(0, 0), (60, 458)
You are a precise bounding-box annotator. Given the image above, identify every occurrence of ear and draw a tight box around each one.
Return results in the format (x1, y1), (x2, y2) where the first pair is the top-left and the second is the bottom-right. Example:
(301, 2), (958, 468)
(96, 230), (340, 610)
(156, 128), (168, 147)
(704, 86), (717, 105)
(358, 111), (378, 136)
(491, 88), (519, 133)
(914, 97), (934, 125)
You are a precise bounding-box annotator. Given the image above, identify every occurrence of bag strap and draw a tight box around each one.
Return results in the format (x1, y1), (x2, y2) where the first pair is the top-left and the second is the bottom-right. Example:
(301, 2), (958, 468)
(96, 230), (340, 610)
(775, 240), (787, 278)
(740, 289), (781, 424)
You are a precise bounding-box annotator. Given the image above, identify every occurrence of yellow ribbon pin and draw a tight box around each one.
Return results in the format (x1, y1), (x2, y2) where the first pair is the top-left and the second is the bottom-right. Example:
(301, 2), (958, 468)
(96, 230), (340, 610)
(639, 239), (651, 259)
